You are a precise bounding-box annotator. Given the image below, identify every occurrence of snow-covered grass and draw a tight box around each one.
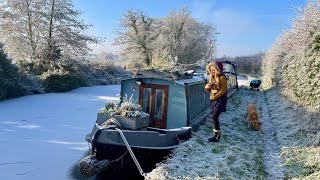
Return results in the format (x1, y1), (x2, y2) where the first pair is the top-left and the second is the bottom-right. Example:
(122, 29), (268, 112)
(281, 147), (320, 180)
(146, 85), (319, 180)
(264, 87), (320, 179)
(146, 89), (268, 180)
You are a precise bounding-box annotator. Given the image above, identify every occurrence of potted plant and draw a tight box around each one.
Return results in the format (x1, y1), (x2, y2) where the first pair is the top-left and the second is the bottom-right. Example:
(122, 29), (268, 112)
(97, 95), (150, 130)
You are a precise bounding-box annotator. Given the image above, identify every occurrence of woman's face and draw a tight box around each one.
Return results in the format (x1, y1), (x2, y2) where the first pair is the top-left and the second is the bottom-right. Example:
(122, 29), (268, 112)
(210, 66), (216, 75)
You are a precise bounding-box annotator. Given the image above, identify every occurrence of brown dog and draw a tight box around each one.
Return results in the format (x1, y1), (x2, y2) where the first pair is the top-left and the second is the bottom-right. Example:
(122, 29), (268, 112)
(246, 103), (261, 130)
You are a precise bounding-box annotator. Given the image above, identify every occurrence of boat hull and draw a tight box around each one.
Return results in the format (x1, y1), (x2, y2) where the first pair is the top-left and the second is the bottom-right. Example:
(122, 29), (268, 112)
(94, 142), (172, 179)
(85, 125), (192, 178)
(86, 124), (192, 149)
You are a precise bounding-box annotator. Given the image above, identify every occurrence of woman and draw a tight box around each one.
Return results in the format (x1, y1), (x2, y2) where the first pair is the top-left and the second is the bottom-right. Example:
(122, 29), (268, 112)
(205, 61), (227, 142)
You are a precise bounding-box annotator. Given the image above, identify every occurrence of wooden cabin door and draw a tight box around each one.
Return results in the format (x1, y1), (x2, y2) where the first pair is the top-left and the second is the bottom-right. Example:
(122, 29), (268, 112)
(139, 84), (168, 129)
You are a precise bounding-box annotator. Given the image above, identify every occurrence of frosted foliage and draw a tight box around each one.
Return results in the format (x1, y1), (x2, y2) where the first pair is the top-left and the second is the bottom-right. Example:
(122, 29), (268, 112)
(0, 0), (41, 60)
(115, 8), (216, 69)
(60, 59), (130, 86)
(114, 10), (160, 66)
(0, 0), (100, 61)
(153, 8), (216, 66)
(146, 89), (265, 180)
(99, 94), (145, 118)
(261, 1), (320, 110)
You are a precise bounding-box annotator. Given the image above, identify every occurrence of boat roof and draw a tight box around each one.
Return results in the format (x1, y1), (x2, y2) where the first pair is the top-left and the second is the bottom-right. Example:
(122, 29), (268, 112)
(124, 69), (207, 85)
(123, 61), (237, 85)
(175, 75), (207, 85)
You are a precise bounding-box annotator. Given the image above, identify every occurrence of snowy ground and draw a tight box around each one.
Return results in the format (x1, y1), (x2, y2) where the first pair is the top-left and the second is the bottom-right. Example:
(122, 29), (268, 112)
(145, 87), (285, 180)
(236, 76), (249, 87)
(0, 85), (120, 180)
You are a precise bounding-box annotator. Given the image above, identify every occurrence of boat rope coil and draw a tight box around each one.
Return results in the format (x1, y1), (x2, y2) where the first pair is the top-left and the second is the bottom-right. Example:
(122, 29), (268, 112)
(115, 128), (146, 178)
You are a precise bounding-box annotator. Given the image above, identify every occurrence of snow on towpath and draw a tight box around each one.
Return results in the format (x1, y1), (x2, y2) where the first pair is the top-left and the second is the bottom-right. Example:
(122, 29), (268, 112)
(146, 88), (284, 180)
(257, 91), (285, 180)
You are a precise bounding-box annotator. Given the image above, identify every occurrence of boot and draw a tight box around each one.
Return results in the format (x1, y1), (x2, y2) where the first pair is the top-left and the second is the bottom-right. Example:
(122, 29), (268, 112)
(208, 129), (220, 142)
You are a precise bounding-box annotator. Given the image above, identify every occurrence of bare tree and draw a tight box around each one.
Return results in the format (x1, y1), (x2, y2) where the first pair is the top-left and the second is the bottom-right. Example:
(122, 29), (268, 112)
(115, 8), (217, 69)
(0, 0), (43, 61)
(114, 9), (161, 66)
(41, 0), (101, 58)
(152, 7), (216, 71)
(0, 0), (101, 64)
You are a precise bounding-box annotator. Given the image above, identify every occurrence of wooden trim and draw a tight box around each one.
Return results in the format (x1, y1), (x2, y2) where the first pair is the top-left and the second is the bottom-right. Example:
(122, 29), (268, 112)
(150, 88), (156, 123)
(161, 86), (169, 128)
(139, 83), (169, 129)
(139, 85), (144, 106)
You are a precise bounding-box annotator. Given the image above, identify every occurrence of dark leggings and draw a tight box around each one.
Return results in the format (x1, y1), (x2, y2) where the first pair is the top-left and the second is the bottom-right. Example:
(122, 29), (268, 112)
(212, 111), (222, 130)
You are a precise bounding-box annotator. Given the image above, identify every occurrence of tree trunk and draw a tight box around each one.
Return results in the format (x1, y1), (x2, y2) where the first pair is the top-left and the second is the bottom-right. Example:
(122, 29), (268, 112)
(25, 0), (36, 61)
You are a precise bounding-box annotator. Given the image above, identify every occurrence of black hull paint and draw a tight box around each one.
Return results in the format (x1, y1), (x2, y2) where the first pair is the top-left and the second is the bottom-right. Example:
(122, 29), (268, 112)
(95, 143), (173, 179)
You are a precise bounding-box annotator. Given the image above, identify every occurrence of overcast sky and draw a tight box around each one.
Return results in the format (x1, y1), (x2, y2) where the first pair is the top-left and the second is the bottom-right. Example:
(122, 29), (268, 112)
(74, 0), (306, 57)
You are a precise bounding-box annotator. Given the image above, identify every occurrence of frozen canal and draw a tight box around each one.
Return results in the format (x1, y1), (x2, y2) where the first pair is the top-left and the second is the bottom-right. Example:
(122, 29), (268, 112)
(0, 85), (120, 180)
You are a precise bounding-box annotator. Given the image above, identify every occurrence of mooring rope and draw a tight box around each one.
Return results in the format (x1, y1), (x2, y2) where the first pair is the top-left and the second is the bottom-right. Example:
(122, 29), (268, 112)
(115, 128), (146, 178)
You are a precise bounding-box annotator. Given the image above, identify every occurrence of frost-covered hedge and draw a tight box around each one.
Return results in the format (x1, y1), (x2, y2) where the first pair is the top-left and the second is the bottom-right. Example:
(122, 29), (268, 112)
(1, 44), (130, 99)
(261, 1), (320, 111)
(282, 35), (320, 109)
(39, 58), (131, 92)
(40, 70), (85, 92)
(0, 43), (44, 100)
(63, 59), (131, 86)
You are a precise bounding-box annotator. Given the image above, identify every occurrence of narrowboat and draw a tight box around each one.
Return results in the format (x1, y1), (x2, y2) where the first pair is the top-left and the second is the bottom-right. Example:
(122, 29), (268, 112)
(79, 61), (238, 178)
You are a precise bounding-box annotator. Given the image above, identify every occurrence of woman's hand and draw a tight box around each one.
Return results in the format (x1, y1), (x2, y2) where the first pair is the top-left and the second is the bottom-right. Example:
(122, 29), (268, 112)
(211, 95), (217, 100)
(205, 83), (211, 92)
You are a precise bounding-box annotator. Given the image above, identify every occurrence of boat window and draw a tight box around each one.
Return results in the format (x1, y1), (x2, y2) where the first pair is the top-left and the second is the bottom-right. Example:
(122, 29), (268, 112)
(222, 63), (231, 73)
(230, 65), (235, 74)
(154, 89), (164, 119)
(143, 88), (151, 113)
(222, 63), (236, 74)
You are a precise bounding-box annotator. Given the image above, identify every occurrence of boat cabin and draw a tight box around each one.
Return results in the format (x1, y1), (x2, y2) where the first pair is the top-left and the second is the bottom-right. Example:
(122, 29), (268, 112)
(120, 61), (238, 129)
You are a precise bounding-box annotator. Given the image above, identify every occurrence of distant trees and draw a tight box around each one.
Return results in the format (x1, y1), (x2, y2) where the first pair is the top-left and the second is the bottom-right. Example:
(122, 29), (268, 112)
(0, 0), (100, 69)
(115, 8), (217, 70)
(261, 0), (320, 110)
(221, 52), (264, 76)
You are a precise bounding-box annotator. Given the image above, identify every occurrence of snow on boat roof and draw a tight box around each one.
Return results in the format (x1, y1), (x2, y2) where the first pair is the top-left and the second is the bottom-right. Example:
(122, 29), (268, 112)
(130, 70), (207, 85)
(127, 70), (208, 85)
(174, 75), (207, 85)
